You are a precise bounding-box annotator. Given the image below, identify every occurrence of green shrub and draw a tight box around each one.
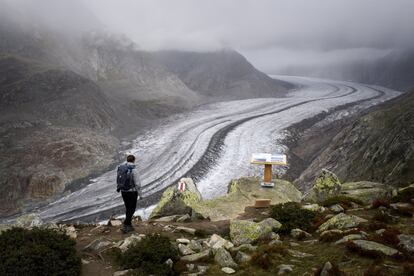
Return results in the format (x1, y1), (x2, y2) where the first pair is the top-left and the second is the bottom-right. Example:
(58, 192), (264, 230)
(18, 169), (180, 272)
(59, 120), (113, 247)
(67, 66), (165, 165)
(113, 234), (179, 276)
(270, 202), (316, 234)
(0, 227), (81, 276)
(321, 196), (364, 208)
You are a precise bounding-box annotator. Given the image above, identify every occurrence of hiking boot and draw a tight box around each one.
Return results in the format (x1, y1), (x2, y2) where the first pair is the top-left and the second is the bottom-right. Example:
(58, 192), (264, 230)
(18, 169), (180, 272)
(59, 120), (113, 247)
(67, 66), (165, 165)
(121, 225), (135, 234)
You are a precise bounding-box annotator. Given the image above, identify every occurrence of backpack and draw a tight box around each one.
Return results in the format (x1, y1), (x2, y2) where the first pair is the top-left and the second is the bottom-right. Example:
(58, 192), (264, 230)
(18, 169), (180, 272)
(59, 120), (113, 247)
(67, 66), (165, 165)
(117, 163), (135, 191)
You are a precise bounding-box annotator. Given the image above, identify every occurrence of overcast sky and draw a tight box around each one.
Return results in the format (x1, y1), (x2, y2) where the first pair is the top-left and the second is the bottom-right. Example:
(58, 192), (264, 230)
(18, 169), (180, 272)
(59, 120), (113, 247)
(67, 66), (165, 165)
(3, 0), (414, 74)
(82, 0), (414, 73)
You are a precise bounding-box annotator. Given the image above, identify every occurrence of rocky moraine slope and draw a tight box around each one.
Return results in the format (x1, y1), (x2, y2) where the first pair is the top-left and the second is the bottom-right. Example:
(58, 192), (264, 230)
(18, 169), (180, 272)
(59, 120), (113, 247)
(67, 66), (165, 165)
(2, 173), (413, 275)
(287, 89), (414, 191)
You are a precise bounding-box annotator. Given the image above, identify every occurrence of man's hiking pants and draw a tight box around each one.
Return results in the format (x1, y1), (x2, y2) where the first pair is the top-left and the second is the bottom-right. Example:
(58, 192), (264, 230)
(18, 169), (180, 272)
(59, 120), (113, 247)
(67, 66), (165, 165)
(121, 191), (138, 226)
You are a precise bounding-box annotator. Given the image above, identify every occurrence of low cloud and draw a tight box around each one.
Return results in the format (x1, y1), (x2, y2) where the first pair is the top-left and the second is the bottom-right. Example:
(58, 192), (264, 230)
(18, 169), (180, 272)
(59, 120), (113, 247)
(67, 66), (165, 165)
(2, 0), (414, 74)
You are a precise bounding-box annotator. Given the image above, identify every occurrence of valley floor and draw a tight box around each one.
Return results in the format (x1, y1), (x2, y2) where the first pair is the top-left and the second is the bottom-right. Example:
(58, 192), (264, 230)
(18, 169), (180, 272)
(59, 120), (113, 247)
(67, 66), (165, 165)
(14, 76), (401, 223)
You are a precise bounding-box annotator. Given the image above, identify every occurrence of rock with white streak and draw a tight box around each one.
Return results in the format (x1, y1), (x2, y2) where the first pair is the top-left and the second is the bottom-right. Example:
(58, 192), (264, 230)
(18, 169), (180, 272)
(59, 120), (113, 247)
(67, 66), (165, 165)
(176, 238), (190, 244)
(221, 267), (236, 274)
(277, 264), (294, 275)
(179, 243), (195, 256)
(208, 234), (234, 250)
(350, 240), (401, 257)
(181, 249), (211, 262)
(118, 234), (142, 252)
(177, 226), (196, 235)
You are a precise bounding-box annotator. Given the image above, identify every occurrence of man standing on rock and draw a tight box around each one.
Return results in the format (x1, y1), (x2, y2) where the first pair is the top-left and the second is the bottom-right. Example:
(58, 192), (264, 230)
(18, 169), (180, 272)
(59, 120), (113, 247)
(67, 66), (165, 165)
(116, 154), (142, 233)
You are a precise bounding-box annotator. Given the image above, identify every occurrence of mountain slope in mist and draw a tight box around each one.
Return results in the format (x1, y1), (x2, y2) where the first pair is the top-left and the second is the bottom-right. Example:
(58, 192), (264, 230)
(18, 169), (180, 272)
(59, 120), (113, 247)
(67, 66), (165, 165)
(0, 6), (289, 216)
(295, 90), (414, 190)
(281, 49), (414, 91)
(153, 50), (292, 100)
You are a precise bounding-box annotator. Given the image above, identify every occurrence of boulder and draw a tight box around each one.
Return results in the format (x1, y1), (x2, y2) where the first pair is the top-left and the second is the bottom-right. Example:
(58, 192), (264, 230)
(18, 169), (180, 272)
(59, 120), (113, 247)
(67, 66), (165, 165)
(177, 214), (191, 223)
(108, 219), (123, 226)
(194, 177), (302, 221)
(149, 178), (202, 219)
(259, 218), (282, 231)
(319, 261), (333, 276)
(113, 270), (132, 276)
(349, 240), (401, 257)
(303, 169), (341, 202)
(390, 202), (414, 216)
(398, 234), (414, 254)
(83, 238), (113, 252)
(197, 265), (209, 274)
(15, 213), (43, 228)
(181, 249), (211, 262)
(290, 228), (312, 240)
(118, 234), (142, 252)
(189, 240), (203, 252)
(277, 264), (294, 275)
(302, 203), (325, 212)
(319, 229), (344, 242)
(153, 215), (180, 222)
(329, 204), (344, 213)
(235, 251), (251, 263)
(334, 234), (365, 245)
(221, 267), (236, 274)
(214, 247), (237, 268)
(176, 238), (190, 244)
(303, 170), (390, 205)
(207, 234), (234, 250)
(229, 219), (273, 246)
(317, 213), (367, 232)
(269, 232), (280, 241)
(165, 258), (173, 268)
(339, 181), (391, 205)
(179, 244), (195, 256)
(177, 226), (196, 235)
(61, 225), (77, 239)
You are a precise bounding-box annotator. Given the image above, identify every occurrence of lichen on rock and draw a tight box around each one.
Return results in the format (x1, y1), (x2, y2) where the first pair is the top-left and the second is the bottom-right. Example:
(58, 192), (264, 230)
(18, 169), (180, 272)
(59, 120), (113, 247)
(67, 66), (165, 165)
(304, 170), (390, 205)
(303, 169), (341, 203)
(149, 178), (202, 219)
(229, 219), (273, 246)
(317, 213), (367, 232)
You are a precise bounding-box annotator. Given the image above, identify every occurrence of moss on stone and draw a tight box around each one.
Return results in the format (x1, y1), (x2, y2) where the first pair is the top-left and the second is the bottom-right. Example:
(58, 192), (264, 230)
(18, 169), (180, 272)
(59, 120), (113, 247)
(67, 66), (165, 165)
(230, 220), (272, 246)
(314, 169), (341, 191)
(151, 177), (302, 221)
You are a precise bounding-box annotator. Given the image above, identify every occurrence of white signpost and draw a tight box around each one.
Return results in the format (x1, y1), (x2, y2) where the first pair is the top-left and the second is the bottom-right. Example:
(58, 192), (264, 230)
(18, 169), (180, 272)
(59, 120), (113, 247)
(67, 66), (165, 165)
(251, 153), (287, 188)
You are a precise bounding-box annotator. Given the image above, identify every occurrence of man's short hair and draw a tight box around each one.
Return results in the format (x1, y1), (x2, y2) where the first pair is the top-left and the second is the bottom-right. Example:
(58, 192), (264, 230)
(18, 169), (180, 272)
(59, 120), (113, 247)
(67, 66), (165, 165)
(127, 155), (135, 163)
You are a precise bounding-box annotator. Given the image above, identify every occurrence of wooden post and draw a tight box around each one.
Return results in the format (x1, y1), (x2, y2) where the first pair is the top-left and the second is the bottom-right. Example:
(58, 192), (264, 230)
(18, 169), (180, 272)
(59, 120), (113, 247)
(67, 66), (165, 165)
(251, 153), (286, 188)
(264, 164), (272, 183)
